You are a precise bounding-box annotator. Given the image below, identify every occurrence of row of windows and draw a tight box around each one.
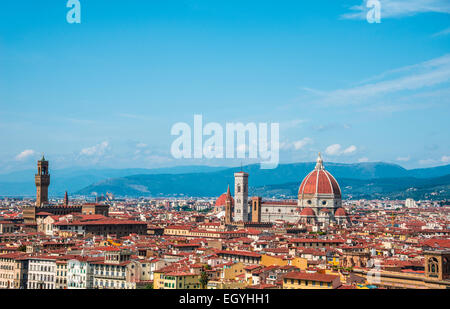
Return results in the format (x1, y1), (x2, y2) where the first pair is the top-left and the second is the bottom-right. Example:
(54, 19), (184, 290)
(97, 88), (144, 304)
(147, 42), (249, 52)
(28, 282), (55, 289)
(94, 270), (125, 277)
(94, 279), (126, 289)
(284, 279), (331, 287)
(29, 264), (55, 273)
(0, 280), (15, 287)
(29, 274), (54, 282)
(93, 265), (126, 271)
(56, 278), (67, 284)
(263, 208), (295, 213)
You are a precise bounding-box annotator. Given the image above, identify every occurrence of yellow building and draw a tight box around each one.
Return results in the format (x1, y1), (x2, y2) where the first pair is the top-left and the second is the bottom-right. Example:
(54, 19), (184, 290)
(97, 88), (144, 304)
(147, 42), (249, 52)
(55, 260), (68, 289)
(207, 280), (248, 289)
(261, 254), (289, 267)
(283, 271), (341, 289)
(154, 271), (201, 289)
(260, 255), (308, 270)
(220, 262), (246, 280)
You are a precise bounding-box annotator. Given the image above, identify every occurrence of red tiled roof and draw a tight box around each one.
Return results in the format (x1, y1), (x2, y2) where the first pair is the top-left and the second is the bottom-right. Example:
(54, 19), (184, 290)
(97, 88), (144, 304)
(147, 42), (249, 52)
(284, 271), (339, 283)
(217, 250), (261, 258)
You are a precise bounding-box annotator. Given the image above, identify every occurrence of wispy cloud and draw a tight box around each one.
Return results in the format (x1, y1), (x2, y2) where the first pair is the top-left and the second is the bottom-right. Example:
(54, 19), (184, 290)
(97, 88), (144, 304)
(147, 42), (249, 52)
(432, 27), (450, 37)
(15, 149), (35, 161)
(80, 141), (110, 156)
(341, 0), (450, 20)
(312, 123), (351, 132)
(293, 138), (313, 150)
(136, 142), (148, 148)
(325, 144), (357, 156)
(281, 119), (308, 129)
(396, 156), (411, 162)
(280, 138), (313, 151)
(419, 158), (437, 165)
(303, 54), (450, 109)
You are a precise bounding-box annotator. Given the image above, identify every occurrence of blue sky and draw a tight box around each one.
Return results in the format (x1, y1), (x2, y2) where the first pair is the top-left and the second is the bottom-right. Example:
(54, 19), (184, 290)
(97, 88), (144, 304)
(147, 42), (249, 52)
(0, 0), (449, 173)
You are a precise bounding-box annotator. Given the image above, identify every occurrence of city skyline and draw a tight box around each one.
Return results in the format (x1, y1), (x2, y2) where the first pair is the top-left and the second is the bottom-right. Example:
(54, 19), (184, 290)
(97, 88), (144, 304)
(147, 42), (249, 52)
(0, 1), (449, 293)
(0, 1), (449, 173)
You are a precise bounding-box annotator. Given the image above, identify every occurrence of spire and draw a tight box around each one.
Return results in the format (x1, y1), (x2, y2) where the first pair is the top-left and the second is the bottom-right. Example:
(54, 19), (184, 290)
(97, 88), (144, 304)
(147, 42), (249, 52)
(226, 185), (231, 199)
(64, 191), (69, 206)
(225, 184), (233, 225)
(41, 153), (46, 161)
(315, 152), (324, 170)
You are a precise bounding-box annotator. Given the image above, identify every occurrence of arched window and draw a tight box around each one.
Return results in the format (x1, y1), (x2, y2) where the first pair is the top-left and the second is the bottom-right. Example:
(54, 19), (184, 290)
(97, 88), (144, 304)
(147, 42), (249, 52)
(428, 257), (439, 277)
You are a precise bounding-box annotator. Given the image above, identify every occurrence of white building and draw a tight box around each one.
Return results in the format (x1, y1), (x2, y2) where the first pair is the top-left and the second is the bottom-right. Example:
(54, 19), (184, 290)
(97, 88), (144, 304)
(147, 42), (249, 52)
(405, 198), (416, 208)
(27, 256), (57, 289)
(67, 258), (93, 289)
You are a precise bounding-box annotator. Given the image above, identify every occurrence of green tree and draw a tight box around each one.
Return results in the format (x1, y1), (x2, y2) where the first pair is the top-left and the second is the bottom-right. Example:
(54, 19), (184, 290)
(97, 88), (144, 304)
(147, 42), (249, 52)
(199, 271), (209, 289)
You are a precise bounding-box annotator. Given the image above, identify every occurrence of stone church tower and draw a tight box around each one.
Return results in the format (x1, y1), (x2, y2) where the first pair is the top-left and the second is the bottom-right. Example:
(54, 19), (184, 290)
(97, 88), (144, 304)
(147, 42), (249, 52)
(234, 171), (249, 222)
(224, 185), (233, 224)
(35, 155), (50, 207)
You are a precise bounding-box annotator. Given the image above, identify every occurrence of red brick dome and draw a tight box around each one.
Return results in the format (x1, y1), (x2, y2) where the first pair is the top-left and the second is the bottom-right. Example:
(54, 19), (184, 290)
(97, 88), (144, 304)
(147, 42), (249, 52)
(215, 193), (234, 207)
(300, 207), (315, 217)
(335, 207), (347, 217)
(298, 153), (341, 199)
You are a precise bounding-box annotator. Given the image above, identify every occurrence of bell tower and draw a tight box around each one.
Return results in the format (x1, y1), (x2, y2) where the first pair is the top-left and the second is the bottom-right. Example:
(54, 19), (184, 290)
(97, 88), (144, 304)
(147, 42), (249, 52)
(234, 171), (249, 222)
(224, 185), (233, 225)
(35, 155), (50, 207)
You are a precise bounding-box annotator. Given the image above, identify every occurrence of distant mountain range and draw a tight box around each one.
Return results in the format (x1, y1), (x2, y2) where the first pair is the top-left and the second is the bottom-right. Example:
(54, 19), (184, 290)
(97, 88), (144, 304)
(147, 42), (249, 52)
(250, 174), (450, 200)
(71, 162), (450, 200)
(1, 162), (449, 200)
(0, 165), (227, 196)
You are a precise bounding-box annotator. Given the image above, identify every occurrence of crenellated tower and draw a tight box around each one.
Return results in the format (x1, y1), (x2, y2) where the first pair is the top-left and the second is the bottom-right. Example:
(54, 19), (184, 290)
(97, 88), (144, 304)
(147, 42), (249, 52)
(35, 155), (50, 207)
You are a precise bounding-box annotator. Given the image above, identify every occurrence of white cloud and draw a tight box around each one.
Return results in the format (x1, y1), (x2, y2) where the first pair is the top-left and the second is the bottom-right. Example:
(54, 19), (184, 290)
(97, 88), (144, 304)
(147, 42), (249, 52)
(325, 144), (357, 156)
(305, 54), (450, 109)
(293, 138), (313, 150)
(419, 158), (437, 165)
(432, 27), (450, 37)
(282, 119), (308, 129)
(343, 145), (357, 154)
(136, 143), (148, 148)
(80, 141), (110, 156)
(397, 156), (411, 162)
(341, 0), (450, 20)
(358, 157), (369, 162)
(325, 144), (342, 156)
(441, 155), (450, 163)
(15, 149), (35, 161)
